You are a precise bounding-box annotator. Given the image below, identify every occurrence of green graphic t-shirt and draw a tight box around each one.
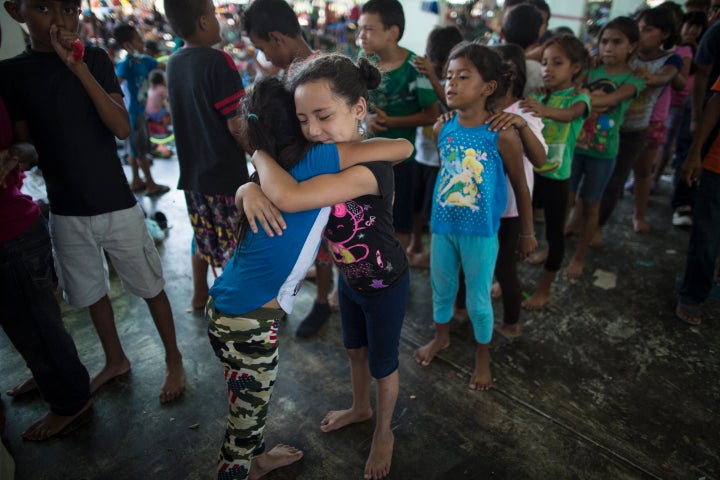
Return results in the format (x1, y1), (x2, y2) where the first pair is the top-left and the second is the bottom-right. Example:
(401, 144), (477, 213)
(530, 87), (591, 180)
(363, 49), (438, 162)
(575, 67), (645, 159)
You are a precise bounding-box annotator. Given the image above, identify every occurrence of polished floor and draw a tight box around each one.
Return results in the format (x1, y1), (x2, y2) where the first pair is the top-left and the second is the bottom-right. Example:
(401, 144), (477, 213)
(1, 155), (718, 480)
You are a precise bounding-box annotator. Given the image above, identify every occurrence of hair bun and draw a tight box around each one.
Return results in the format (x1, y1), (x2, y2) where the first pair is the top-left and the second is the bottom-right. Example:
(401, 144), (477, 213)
(357, 57), (382, 90)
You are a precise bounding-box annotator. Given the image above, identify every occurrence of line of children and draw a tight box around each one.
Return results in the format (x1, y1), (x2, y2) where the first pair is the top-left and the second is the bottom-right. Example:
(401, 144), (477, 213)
(412, 42), (537, 390)
(207, 72), (412, 480)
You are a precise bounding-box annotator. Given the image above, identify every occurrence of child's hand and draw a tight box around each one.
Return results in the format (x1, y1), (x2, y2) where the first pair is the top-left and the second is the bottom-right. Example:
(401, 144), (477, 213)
(519, 97), (547, 118)
(437, 110), (456, 124)
(634, 67), (650, 80)
(486, 112), (527, 131)
(49, 25), (83, 70)
(518, 235), (538, 258)
(239, 183), (286, 237)
(681, 151), (703, 186)
(367, 104), (389, 133)
(412, 56), (436, 80)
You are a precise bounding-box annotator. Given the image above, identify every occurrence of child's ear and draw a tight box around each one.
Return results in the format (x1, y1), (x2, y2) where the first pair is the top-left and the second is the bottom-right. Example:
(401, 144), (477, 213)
(268, 31), (285, 46)
(4, 1), (25, 23)
(388, 25), (400, 42)
(483, 80), (498, 97)
(354, 97), (367, 119)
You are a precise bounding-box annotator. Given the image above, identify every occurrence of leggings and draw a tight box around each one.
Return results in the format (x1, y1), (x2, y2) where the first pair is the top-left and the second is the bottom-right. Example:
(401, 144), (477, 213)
(598, 129), (647, 226)
(494, 216), (522, 325)
(534, 174), (569, 272)
(207, 300), (283, 480)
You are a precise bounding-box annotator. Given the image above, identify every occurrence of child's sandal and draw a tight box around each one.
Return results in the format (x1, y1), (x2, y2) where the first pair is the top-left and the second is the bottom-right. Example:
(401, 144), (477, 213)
(675, 302), (702, 326)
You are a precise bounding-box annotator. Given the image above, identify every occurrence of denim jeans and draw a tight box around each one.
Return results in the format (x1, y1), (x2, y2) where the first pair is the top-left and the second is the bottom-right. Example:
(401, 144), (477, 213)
(0, 218), (90, 416)
(678, 169), (720, 306)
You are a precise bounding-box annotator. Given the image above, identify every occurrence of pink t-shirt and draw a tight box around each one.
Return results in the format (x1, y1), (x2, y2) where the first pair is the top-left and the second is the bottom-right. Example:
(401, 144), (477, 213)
(502, 101), (547, 218)
(650, 85), (673, 123)
(670, 45), (694, 107)
(145, 84), (168, 115)
(0, 97), (41, 243)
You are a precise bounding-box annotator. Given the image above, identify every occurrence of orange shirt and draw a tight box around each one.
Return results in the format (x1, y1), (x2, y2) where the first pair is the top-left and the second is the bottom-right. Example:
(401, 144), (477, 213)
(702, 77), (720, 174)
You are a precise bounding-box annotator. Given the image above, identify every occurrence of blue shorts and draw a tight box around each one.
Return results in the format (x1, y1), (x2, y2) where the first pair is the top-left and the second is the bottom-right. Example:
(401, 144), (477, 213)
(338, 269), (409, 379)
(569, 152), (616, 202)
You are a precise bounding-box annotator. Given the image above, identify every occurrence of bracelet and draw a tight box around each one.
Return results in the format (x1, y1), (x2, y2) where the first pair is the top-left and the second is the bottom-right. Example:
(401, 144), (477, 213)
(519, 233), (535, 239)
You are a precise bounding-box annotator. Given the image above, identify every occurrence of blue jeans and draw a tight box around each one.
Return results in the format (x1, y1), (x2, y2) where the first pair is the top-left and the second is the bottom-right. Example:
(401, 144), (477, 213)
(0, 218), (90, 416)
(678, 169), (720, 306)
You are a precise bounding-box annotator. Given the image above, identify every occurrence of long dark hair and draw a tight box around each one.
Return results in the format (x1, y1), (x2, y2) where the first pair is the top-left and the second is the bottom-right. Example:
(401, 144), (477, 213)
(237, 76), (311, 241)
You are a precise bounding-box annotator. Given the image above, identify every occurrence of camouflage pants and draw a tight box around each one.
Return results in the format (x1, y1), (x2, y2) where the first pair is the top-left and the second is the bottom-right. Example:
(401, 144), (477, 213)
(206, 299), (282, 480)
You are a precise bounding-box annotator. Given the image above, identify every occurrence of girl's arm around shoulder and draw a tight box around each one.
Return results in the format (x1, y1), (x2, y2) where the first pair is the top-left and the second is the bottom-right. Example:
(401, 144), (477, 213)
(487, 112), (547, 168)
(252, 150), (380, 213)
(519, 96), (588, 123)
(335, 138), (413, 170)
(498, 129), (537, 257)
(636, 63), (680, 88)
(590, 82), (640, 110)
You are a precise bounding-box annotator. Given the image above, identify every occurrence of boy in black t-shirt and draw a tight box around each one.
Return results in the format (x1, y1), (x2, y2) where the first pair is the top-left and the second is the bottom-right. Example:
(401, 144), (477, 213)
(164, 0), (249, 310)
(0, 0), (185, 404)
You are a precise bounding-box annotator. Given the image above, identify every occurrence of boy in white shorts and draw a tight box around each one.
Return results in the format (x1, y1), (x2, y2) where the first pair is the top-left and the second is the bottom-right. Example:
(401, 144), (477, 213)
(0, 0), (185, 403)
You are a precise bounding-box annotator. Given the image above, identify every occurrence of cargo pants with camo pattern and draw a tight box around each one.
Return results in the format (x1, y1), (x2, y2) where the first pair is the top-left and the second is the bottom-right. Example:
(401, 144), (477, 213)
(206, 299), (283, 480)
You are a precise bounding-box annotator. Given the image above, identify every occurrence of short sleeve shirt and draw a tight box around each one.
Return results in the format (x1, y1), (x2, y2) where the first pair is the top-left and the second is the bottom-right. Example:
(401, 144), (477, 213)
(622, 53), (682, 131)
(364, 50), (438, 162)
(696, 22), (720, 93)
(576, 66), (645, 159)
(116, 54), (158, 119)
(701, 77), (720, 174)
(166, 47), (248, 195)
(530, 87), (591, 180)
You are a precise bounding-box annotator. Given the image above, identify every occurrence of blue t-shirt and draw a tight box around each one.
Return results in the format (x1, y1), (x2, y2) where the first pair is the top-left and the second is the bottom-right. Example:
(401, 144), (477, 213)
(209, 144), (340, 316)
(116, 54), (158, 120)
(431, 117), (507, 237)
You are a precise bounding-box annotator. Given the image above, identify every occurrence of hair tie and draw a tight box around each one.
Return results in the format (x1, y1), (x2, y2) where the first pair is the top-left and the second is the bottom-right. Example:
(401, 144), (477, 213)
(248, 113), (259, 120)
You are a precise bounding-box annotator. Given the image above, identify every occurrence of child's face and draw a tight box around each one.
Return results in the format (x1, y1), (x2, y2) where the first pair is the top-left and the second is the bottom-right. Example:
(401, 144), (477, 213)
(294, 79), (365, 144)
(444, 57), (493, 110)
(6, 0), (81, 52)
(126, 30), (144, 55)
(358, 13), (393, 55)
(637, 18), (668, 52)
(599, 28), (633, 66)
(541, 44), (578, 90)
(681, 22), (702, 44)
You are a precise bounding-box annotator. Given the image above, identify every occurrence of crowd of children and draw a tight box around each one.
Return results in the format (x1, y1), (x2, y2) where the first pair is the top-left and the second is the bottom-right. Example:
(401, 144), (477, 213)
(1, 0), (719, 479)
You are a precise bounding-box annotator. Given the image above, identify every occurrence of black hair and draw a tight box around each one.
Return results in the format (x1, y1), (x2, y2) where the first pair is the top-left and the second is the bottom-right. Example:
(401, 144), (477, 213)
(113, 23), (137, 46)
(361, 0), (406, 41)
(684, 0), (711, 12)
(144, 39), (159, 53)
(425, 26), (464, 79)
(542, 35), (589, 83)
(553, 26), (575, 37)
(447, 41), (512, 111)
(149, 69), (165, 86)
(503, 3), (543, 50)
(290, 54), (381, 108)
(599, 16), (640, 46)
(243, 0), (302, 41)
(492, 43), (527, 99)
(681, 10), (709, 40)
(637, 6), (678, 50)
(658, 1), (684, 30)
(503, 0), (525, 9)
(163, 0), (208, 39)
(526, 0), (551, 21)
(238, 76), (311, 241)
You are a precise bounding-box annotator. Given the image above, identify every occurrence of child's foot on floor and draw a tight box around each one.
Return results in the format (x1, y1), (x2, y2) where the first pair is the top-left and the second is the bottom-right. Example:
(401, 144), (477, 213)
(412, 336), (450, 366)
(364, 429), (394, 480)
(249, 444), (304, 480)
(496, 323), (521, 339)
(7, 378), (37, 397)
(521, 291), (551, 311)
(192, 290), (209, 310)
(145, 184), (170, 197)
(589, 230), (605, 248)
(633, 217), (651, 233)
(468, 368), (493, 391)
(564, 259), (584, 279)
(90, 360), (132, 394)
(129, 179), (146, 192)
(490, 282), (502, 299)
(525, 248), (548, 265)
(320, 407), (373, 433)
(21, 399), (93, 441)
(159, 359), (185, 404)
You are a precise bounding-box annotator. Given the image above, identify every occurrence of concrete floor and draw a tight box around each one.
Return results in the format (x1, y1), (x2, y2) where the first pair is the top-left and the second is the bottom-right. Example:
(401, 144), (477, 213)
(1, 156), (718, 480)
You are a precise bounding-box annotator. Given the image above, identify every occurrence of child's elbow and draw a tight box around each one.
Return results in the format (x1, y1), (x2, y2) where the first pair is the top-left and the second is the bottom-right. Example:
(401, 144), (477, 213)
(115, 124), (132, 140)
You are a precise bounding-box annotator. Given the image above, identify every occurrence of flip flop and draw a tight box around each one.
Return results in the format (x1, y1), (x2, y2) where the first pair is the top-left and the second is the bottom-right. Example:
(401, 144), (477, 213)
(145, 185), (170, 197)
(675, 302), (702, 326)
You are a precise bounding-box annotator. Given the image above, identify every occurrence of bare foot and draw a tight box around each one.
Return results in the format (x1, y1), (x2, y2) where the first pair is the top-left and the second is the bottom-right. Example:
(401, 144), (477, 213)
(564, 222), (581, 237)
(90, 360), (131, 394)
(412, 336), (450, 366)
(525, 248), (548, 265)
(191, 292), (209, 310)
(589, 230), (605, 249)
(364, 429), (394, 480)
(408, 252), (430, 269)
(496, 323), (521, 339)
(521, 291), (551, 311)
(248, 444), (303, 480)
(159, 359), (185, 404)
(633, 217), (651, 233)
(22, 399), (92, 441)
(490, 282), (502, 299)
(129, 179), (146, 192)
(564, 258), (584, 279)
(320, 407), (373, 433)
(468, 365), (493, 391)
(7, 378), (37, 397)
